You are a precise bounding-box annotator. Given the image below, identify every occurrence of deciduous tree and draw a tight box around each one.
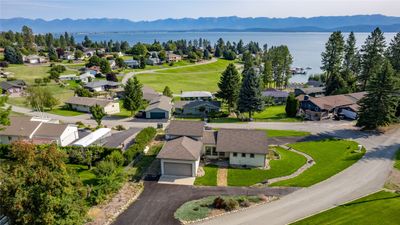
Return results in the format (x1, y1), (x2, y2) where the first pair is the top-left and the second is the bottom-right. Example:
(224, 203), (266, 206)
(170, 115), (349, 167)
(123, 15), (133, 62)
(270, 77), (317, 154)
(90, 104), (106, 126)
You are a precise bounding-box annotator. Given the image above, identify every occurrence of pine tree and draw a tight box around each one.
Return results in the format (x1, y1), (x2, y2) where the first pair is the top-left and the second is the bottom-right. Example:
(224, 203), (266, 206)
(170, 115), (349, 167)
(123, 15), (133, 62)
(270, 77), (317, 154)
(342, 32), (361, 92)
(123, 77), (143, 116)
(162, 86), (173, 98)
(4, 46), (23, 64)
(48, 47), (58, 61)
(321, 31), (345, 95)
(387, 32), (400, 73)
(90, 104), (106, 126)
(285, 93), (299, 117)
(357, 60), (399, 129)
(237, 68), (264, 119)
(359, 27), (386, 90)
(216, 63), (241, 112)
(262, 61), (274, 88)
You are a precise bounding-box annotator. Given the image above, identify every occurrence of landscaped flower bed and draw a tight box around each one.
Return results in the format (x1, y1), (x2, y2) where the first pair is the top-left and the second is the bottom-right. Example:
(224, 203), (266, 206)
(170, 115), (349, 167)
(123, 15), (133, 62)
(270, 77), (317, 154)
(174, 195), (276, 223)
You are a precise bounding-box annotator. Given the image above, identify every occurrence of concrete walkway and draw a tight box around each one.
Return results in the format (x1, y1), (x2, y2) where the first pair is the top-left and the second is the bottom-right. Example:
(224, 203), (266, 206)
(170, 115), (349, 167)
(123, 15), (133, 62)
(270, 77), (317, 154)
(217, 168), (228, 186)
(268, 145), (315, 184)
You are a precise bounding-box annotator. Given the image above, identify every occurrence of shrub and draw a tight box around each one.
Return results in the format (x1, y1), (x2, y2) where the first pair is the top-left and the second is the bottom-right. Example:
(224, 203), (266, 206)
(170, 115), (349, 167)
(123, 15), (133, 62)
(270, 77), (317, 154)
(224, 199), (239, 211)
(106, 151), (124, 167)
(212, 197), (226, 209)
(0, 61), (9, 67)
(134, 127), (157, 145)
(239, 199), (251, 207)
(114, 125), (126, 131)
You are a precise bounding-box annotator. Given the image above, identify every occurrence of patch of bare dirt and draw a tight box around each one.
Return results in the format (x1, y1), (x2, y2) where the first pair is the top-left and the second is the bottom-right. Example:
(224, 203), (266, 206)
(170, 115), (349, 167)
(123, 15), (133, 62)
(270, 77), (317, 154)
(86, 182), (144, 225)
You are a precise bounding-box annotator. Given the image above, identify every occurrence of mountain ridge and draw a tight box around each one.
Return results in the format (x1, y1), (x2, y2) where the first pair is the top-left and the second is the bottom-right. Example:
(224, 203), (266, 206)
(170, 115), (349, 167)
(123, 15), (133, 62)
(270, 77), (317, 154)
(1, 15), (399, 33)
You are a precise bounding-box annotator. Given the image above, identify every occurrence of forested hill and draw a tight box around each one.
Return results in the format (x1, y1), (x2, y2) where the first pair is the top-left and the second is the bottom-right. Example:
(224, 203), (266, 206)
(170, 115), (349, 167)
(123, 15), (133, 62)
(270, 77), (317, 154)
(1, 14), (400, 33)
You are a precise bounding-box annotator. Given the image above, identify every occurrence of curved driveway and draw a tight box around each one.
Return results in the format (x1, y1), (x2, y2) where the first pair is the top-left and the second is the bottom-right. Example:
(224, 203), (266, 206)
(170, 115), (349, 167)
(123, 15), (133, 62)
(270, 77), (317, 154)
(199, 123), (400, 225)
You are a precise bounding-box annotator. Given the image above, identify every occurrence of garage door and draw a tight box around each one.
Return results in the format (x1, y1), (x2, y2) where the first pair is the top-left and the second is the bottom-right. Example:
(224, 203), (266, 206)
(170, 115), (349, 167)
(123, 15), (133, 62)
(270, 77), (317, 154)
(150, 112), (165, 119)
(164, 162), (192, 176)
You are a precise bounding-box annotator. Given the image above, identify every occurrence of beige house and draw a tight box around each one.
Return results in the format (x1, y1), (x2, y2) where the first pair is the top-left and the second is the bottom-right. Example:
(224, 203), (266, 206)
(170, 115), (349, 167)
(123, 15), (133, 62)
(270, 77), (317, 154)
(157, 121), (269, 177)
(65, 96), (120, 114)
(0, 116), (79, 146)
(166, 52), (182, 62)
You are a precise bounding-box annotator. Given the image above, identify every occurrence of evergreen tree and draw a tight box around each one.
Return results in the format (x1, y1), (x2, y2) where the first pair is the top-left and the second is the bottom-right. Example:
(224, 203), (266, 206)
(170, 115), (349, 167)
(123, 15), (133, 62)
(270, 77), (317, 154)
(21, 25), (35, 53)
(321, 31), (345, 95)
(285, 93), (299, 117)
(386, 32), (400, 73)
(262, 61), (274, 88)
(342, 32), (361, 92)
(237, 68), (264, 119)
(99, 58), (111, 74)
(123, 77), (143, 116)
(216, 63), (241, 112)
(4, 46), (23, 64)
(90, 104), (106, 126)
(242, 51), (253, 75)
(162, 86), (173, 98)
(139, 56), (146, 69)
(48, 47), (58, 61)
(357, 60), (399, 129)
(359, 27), (386, 90)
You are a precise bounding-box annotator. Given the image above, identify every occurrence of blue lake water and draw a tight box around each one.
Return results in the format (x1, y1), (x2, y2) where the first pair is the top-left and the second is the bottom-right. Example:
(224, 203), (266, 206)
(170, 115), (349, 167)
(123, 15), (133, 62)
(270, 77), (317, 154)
(74, 32), (397, 83)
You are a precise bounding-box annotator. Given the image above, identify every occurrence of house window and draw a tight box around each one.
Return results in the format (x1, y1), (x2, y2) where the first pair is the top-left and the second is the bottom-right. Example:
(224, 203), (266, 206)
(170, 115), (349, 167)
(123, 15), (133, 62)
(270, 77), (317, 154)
(250, 153), (255, 158)
(219, 152), (225, 157)
(205, 146), (212, 155)
(242, 153), (246, 157)
(233, 153), (237, 157)
(212, 147), (218, 156)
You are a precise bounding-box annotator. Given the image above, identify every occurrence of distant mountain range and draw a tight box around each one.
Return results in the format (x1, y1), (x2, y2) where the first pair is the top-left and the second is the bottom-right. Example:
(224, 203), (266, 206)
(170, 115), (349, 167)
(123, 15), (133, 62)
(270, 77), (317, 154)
(1, 15), (400, 33)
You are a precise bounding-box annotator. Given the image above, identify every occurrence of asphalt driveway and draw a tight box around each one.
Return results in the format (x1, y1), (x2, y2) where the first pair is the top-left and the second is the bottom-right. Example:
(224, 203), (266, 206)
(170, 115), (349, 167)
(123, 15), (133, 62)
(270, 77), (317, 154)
(112, 181), (298, 225)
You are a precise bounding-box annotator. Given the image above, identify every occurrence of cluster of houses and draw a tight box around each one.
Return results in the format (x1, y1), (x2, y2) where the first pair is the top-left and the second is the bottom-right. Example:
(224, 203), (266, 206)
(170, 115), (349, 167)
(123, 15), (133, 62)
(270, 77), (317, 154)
(124, 51), (182, 68)
(0, 116), (142, 151)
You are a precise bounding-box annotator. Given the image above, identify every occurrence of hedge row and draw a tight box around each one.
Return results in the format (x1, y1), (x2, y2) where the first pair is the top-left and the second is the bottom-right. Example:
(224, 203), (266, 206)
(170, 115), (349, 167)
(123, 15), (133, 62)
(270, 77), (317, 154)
(123, 127), (157, 165)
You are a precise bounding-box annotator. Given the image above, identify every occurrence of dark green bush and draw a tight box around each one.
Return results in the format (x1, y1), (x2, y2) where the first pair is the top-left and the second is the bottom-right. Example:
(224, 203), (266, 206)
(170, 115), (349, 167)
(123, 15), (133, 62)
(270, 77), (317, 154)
(224, 199), (239, 211)
(212, 197), (226, 209)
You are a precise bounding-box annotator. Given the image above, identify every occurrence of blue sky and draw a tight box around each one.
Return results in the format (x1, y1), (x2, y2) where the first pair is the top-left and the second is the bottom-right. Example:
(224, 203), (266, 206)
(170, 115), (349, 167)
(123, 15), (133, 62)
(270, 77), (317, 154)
(1, 0), (399, 20)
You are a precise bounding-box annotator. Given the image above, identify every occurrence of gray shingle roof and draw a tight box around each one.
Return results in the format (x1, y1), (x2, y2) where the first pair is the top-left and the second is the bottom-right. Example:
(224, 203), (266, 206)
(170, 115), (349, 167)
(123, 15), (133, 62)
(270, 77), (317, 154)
(84, 80), (120, 89)
(103, 128), (142, 148)
(202, 130), (217, 145)
(262, 90), (289, 98)
(216, 129), (269, 154)
(33, 123), (69, 138)
(65, 96), (114, 107)
(145, 96), (172, 112)
(0, 116), (40, 137)
(166, 120), (204, 137)
(157, 136), (202, 160)
(173, 101), (221, 109)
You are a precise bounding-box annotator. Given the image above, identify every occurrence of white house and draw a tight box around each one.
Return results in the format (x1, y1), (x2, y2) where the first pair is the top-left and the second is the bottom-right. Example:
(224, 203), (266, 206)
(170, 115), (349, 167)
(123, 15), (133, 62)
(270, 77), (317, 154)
(0, 116), (79, 146)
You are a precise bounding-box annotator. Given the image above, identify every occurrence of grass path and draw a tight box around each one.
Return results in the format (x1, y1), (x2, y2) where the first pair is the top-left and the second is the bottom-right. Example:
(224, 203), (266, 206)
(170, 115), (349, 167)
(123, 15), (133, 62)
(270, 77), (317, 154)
(217, 168), (228, 186)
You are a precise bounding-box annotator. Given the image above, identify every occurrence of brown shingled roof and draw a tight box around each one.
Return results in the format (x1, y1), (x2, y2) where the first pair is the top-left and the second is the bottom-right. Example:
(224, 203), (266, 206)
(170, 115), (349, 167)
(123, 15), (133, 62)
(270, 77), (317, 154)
(33, 123), (69, 138)
(216, 129), (268, 154)
(202, 130), (217, 145)
(0, 116), (41, 137)
(65, 96), (114, 107)
(308, 92), (366, 111)
(166, 120), (204, 137)
(157, 137), (202, 160)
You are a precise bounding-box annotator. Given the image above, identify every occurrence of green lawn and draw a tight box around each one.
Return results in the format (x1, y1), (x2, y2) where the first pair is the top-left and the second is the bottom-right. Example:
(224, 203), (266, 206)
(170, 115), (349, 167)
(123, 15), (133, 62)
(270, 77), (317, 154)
(292, 191), (400, 225)
(136, 59), (232, 92)
(228, 147), (307, 186)
(4, 64), (76, 83)
(194, 165), (218, 186)
(67, 164), (98, 186)
(47, 107), (85, 116)
(114, 101), (132, 118)
(253, 105), (302, 122)
(395, 148), (400, 170)
(271, 139), (365, 187)
(262, 129), (311, 137)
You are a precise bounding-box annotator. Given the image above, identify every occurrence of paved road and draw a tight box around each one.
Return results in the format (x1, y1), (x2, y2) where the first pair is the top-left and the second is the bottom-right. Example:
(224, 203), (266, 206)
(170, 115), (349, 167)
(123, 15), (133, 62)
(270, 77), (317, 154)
(198, 125), (400, 225)
(112, 181), (298, 225)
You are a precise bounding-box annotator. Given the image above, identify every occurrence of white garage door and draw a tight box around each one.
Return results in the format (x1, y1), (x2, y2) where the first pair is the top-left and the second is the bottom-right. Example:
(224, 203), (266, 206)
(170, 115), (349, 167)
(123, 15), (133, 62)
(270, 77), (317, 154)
(164, 162), (192, 176)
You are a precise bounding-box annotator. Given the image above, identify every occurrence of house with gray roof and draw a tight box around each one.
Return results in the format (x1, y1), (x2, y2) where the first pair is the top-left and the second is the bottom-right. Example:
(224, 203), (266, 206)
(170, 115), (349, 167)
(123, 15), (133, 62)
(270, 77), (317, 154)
(157, 120), (269, 178)
(0, 80), (26, 95)
(0, 116), (79, 146)
(261, 89), (289, 104)
(144, 96), (172, 119)
(174, 100), (221, 116)
(181, 91), (213, 101)
(65, 96), (120, 114)
(294, 87), (325, 97)
(84, 80), (120, 92)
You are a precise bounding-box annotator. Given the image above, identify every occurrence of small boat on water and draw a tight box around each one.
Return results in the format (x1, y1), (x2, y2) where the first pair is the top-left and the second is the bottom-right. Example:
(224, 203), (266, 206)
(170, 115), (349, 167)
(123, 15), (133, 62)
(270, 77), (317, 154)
(290, 67), (307, 75)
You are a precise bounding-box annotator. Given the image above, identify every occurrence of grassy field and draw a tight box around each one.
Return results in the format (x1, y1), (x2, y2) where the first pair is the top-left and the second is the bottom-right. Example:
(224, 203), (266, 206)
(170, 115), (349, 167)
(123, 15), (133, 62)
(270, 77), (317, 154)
(194, 165), (218, 186)
(271, 139), (365, 187)
(67, 164), (97, 186)
(48, 107), (85, 116)
(4, 64), (77, 83)
(228, 147), (307, 186)
(263, 129), (311, 137)
(292, 191), (400, 225)
(136, 59), (232, 92)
